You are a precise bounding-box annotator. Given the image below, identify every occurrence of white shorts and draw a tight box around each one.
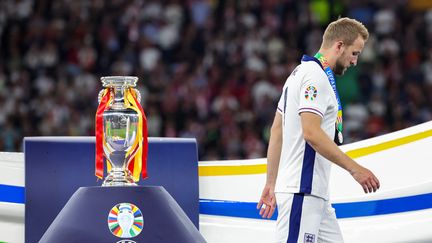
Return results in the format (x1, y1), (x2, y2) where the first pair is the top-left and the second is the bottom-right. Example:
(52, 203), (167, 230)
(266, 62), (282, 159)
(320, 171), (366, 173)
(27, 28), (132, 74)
(275, 193), (344, 243)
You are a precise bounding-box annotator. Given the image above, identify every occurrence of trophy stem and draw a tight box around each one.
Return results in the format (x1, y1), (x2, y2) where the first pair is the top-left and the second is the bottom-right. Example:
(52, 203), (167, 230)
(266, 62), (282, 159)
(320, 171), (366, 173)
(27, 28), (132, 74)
(102, 168), (137, 187)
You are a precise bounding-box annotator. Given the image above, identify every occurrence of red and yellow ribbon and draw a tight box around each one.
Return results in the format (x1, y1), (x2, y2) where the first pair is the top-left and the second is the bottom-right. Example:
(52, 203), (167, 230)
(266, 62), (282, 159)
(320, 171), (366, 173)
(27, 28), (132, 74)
(124, 88), (148, 181)
(95, 89), (112, 179)
(95, 87), (148, 182)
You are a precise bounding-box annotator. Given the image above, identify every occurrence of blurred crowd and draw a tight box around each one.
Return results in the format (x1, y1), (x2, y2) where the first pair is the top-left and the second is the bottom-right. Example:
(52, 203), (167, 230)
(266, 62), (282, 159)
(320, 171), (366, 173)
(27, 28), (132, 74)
(0, 0), (431, 160)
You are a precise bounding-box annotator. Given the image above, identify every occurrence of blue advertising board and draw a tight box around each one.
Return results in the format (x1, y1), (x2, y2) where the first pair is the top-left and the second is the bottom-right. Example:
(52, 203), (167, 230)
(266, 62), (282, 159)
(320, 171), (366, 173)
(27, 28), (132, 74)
(24, 137), (199, 243)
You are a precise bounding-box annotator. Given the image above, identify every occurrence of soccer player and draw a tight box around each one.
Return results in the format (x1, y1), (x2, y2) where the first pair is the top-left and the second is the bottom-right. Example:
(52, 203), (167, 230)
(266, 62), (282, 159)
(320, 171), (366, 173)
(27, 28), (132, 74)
(257, 17), (380, 243)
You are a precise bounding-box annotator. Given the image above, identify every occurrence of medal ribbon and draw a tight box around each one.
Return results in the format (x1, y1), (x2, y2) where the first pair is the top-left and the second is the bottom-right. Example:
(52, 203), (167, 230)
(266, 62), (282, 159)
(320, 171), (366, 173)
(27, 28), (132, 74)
(314, 52), (343, 135)
(301, 53), (343, 142)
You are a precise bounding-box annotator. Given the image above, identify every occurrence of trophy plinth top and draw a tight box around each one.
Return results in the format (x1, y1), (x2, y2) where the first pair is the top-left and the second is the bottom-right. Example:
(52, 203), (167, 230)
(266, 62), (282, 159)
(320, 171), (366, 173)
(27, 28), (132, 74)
(101, 76), (138, 87)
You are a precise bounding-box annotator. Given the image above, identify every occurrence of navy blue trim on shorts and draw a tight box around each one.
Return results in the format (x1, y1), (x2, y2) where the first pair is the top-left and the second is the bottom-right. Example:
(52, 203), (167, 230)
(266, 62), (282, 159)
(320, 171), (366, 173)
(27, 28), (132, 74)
(287, 193), (305, 243)
(299, 143), (316, 194)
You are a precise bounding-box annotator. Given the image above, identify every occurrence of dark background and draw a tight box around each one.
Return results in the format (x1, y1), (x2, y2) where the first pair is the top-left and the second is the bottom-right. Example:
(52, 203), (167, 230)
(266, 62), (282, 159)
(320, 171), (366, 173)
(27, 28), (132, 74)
(1, 0), (431, 160)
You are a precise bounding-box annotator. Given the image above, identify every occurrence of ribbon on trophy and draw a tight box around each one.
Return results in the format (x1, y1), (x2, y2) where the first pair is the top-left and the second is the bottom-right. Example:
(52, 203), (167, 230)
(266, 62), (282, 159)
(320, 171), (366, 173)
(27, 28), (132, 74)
(95, 88), (148, 181)
(95, 88), (112, 180)
(125, 88), (148, 180)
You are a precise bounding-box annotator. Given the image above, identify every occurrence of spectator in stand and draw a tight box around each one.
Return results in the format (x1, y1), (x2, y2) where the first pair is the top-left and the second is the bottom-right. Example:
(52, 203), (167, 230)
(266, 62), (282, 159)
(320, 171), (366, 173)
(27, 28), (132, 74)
(0, 0), (430, 160)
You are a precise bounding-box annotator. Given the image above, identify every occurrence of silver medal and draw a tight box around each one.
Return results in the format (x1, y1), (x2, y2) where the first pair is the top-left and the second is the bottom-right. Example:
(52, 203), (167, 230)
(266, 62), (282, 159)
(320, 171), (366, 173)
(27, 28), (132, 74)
(338, 131), (343, 144)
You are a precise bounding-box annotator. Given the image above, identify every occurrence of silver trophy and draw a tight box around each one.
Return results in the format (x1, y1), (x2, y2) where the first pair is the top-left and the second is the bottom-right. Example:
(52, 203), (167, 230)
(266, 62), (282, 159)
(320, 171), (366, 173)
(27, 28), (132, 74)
(98, 76), (142, 186)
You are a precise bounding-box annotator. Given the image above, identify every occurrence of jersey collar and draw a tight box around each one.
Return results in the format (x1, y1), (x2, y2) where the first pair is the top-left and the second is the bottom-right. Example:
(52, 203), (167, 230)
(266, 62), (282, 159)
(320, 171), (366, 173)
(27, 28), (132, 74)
(301, 55), (323, 70)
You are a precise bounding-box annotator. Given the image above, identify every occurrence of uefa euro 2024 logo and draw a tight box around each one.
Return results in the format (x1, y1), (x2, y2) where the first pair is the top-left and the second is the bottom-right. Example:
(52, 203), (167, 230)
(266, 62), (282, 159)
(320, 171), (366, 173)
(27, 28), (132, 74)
(304, 85), (318, 101)
(108, 203), (144, 240)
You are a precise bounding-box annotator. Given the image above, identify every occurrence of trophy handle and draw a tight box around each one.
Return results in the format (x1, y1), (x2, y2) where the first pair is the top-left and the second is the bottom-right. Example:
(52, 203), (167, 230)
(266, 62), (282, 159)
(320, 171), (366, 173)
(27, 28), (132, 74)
(134, 88), (141, 103)
(98, 90), (105, 104)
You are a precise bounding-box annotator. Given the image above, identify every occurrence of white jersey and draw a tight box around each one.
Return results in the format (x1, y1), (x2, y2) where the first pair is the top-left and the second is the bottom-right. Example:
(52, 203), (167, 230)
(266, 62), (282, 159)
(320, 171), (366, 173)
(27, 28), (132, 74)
(275, 56), (338, 200)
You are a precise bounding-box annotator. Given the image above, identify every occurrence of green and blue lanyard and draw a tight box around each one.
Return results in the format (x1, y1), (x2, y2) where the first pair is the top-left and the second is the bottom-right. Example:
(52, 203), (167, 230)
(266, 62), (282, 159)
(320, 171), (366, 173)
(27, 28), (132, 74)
(301, 53), (343, 143)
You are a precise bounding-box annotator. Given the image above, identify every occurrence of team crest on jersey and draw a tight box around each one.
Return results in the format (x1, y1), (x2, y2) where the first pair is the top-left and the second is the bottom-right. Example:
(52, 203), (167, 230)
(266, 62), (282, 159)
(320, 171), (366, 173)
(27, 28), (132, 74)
(304, 233), (315, 243)
(108, 203), (144, 238)
(304, 85), (318, 101)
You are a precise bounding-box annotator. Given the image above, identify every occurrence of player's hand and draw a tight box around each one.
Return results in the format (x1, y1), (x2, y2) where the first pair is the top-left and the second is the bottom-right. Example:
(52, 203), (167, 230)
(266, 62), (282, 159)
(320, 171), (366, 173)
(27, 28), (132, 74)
(350, 165), (380, 193)
(257, 183), (276, 219)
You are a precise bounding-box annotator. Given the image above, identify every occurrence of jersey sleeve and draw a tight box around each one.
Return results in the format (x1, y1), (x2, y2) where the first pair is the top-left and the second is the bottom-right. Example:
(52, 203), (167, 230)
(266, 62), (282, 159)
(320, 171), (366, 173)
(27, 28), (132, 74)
(298, 70), (331, 118)
(277, 86), (287, 115)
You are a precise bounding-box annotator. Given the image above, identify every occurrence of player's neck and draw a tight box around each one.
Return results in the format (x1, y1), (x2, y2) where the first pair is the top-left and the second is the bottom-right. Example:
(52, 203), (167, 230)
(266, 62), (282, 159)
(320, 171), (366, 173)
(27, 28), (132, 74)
(316, 49), (336, 70)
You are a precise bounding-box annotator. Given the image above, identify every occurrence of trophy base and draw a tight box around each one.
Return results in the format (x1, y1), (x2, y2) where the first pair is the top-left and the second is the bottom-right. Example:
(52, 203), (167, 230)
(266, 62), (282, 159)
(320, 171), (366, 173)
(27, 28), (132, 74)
(39, 186), (206, 243)
(102, 180), (137, 187)
(102, 169), (137, 187)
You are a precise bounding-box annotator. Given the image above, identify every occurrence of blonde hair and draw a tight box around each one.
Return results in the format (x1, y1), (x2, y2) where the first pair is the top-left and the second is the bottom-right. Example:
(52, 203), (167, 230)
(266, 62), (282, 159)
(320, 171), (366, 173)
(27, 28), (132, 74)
(322, 17), (369, 48)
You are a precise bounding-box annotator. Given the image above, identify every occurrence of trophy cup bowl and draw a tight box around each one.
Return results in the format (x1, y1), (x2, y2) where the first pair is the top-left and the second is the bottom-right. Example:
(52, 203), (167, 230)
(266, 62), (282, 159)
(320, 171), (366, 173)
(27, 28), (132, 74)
(99, 76), (141, 186)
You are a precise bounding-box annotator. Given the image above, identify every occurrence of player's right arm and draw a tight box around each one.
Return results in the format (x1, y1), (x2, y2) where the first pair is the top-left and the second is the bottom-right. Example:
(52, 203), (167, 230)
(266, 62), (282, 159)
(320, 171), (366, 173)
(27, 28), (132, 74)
(257, 112), (282, 218)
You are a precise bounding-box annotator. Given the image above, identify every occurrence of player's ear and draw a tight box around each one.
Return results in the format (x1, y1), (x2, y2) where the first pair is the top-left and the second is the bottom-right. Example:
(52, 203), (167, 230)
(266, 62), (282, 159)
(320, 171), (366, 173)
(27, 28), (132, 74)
(335, 41), (345, 52)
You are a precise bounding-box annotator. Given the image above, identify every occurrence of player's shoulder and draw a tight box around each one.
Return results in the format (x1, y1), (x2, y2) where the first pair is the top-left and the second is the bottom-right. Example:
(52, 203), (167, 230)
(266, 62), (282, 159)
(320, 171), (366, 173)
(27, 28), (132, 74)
(300, 61), (326, 76)
(299, 61), (327, 83)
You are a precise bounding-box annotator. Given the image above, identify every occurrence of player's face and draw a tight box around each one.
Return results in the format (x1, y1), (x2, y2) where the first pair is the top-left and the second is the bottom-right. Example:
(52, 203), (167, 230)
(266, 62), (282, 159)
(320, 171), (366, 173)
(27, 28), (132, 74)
(334, 36), (365, 75)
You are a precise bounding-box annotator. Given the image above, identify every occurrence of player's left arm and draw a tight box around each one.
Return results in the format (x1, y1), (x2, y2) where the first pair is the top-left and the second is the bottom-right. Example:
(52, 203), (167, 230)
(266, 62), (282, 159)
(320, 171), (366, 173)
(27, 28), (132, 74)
(300, 112), (380, 193)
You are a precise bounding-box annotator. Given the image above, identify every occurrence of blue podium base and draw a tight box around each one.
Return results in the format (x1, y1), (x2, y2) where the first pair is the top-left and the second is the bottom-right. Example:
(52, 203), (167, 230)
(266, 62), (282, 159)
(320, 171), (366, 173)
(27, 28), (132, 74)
(39, 186), (206, 243)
